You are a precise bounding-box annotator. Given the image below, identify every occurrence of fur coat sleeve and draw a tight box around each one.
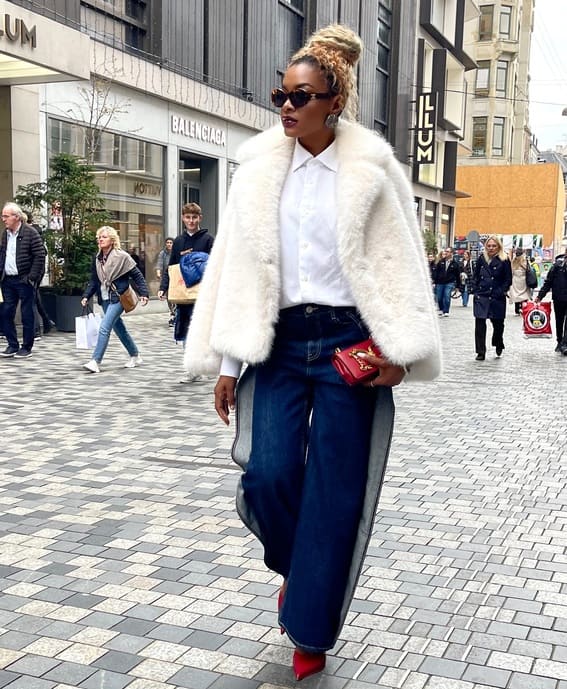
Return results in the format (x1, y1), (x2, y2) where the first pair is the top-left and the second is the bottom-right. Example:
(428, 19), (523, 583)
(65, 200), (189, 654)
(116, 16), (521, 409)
(185, 120), (442, 381)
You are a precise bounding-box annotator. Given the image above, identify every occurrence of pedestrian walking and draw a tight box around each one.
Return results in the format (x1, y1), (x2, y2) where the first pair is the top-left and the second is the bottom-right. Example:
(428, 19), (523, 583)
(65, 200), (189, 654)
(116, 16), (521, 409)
(0, 202), (46, 358)
(158, 202), (214, 382)
(155, 237), (176, 326)
(25, 211), (56, 338)
(183, 24), (441, 681)
(433, 247), (460, 316)
(471, 235), (512, 361)
(534, 250), (567, 353)
(508, 248), (532, 315)
(81, 226), (149, 373)
(460, 249), (473, 307)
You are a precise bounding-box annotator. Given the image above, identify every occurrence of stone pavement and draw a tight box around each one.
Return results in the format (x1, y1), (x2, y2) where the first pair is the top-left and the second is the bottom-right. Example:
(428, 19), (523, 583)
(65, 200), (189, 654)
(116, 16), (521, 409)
(0, 300), (566, 689)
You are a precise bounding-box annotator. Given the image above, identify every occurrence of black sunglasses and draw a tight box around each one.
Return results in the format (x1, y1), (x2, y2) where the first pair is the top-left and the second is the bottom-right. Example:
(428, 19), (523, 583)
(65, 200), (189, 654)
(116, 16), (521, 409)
(271, 87), (332, 109)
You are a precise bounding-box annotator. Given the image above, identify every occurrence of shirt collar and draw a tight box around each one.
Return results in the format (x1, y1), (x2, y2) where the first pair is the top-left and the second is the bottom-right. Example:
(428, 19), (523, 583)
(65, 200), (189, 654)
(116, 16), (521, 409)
(291, 140), (338, 173)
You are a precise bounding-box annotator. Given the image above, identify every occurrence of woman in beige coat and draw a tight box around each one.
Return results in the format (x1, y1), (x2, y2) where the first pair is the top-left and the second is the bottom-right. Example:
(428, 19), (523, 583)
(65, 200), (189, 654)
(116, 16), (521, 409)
(509, 248), (532, 314)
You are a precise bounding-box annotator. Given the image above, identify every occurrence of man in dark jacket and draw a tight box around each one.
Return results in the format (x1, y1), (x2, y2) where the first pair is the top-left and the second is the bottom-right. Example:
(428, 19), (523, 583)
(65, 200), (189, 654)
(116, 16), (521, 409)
(0, 202), (46, 358)
(158, 202), (214, 350)
(535, 252), (567, 354)
(433, 248), (461, 317)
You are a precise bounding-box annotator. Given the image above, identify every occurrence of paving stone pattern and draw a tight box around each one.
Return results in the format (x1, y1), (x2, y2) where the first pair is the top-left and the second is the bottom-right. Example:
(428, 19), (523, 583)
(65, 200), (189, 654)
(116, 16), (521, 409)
(0, 302), (566, 689)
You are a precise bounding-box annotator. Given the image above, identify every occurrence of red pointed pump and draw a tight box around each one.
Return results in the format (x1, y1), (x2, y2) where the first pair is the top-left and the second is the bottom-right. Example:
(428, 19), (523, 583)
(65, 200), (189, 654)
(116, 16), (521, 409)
(292, 648), (326, 681)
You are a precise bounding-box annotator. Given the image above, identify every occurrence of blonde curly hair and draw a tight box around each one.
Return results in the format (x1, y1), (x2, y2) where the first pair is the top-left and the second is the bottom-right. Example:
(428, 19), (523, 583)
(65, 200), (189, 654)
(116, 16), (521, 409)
(289, 24), (363, 121)
(96, 225), (121, 250)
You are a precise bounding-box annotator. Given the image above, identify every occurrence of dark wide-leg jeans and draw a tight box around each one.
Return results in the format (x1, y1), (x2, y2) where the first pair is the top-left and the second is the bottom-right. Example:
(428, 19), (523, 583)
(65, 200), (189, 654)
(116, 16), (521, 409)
(241, 304), (378, 652)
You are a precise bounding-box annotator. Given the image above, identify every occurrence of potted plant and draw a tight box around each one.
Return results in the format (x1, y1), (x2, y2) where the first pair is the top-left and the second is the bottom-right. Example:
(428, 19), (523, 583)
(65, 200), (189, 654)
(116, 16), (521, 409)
(16, 153), (110, 331)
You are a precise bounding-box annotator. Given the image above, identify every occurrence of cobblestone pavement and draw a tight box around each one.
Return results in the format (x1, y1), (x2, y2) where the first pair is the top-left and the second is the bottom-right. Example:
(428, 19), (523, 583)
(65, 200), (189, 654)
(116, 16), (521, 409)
(0, 301), (566, 689)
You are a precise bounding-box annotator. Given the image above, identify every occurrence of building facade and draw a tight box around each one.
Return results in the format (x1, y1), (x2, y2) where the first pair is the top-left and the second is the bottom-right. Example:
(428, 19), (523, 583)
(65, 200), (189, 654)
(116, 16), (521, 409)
(1, 0), (478, 284)
(459, 0), (536, 166)
(456, 162), (566, 257)
(411, 0), (479, 249)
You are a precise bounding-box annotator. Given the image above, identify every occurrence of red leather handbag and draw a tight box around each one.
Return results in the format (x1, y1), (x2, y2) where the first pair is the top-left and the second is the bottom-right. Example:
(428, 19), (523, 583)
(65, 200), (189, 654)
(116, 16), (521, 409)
(331, 338), (382, 386)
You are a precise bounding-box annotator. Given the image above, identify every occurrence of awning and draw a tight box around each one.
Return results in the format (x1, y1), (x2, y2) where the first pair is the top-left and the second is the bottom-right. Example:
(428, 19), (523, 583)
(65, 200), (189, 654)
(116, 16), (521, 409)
(0, 1), (90, 85)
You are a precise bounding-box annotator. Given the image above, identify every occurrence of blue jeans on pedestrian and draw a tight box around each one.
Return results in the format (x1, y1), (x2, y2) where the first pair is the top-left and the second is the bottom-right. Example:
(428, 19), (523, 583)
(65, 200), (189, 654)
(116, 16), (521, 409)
(91, 299), (139, 363)
(1, 276), (35, 351)
(461, 284), (469, 307)
(241, 304), (379, 652)
(436, 282), (455, 314)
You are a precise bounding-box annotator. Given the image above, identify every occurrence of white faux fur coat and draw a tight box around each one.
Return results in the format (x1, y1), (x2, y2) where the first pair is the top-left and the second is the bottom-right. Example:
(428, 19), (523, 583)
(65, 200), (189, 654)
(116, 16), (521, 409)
(184, 120), (442, 381)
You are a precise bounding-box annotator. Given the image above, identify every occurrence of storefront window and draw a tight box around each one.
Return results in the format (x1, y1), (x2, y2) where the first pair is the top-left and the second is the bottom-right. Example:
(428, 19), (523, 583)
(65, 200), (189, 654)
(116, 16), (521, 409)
(424, 200), (437, 236)
(48, 117), (165, 294)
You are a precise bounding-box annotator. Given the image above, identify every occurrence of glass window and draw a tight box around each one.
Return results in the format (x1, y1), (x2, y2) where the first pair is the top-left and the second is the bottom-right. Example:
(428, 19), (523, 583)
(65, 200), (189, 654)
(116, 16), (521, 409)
(499, 6), (512, 38)
(279, 0), (304, 10)
(375, 1), (392, 135)
(479, 5), (494, 40)
(47, 117), (165, 294)
(424, 201), (437, 236)
(496, 59), (508, 97)
(492, 117), (505, 156)
(472, 117), (487, 156)
(441, 205), (452, 247)
(475, 60), (490, 97)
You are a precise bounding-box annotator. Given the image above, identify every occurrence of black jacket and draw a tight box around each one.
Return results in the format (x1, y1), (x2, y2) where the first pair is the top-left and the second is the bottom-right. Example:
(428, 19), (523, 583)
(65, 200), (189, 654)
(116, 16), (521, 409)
(0, 223), (46, 285)
(433, 258), (460, 286)
(83, 255), (149, 305)
(538, 254), (567, 302)
(160, 228), (214, 293)
(471, 254), (512, 320)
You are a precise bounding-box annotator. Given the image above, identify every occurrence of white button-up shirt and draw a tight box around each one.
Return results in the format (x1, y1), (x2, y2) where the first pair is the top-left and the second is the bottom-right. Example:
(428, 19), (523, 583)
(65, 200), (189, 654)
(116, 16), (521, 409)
(278, 140), (354, 308)
(5, 226), (20, 275)
(220, 140), (353, 378)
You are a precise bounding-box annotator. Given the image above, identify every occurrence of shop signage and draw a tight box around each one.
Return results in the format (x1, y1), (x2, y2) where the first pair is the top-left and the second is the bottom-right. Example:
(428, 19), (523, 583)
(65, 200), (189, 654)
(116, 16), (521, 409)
(0, 14), (37, 49)
(414, 92), (437, 165)
(171, 115), (226, 147)
(134, 182), (162, 197)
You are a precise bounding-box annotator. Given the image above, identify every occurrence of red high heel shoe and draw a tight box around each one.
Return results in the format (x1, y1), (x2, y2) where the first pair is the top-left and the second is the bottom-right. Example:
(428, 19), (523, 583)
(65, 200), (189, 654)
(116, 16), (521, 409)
(277, 583), (286, 634)
(292, 648), (326, 681)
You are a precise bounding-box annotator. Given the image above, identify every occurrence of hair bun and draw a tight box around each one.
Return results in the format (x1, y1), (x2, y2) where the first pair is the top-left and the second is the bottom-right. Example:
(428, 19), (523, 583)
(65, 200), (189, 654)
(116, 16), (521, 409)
(306, 24), (363, 67)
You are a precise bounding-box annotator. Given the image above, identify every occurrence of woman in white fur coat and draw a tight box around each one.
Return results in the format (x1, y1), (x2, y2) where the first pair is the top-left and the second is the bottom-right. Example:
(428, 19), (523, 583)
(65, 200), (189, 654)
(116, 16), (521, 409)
(185, 24), (441, 680)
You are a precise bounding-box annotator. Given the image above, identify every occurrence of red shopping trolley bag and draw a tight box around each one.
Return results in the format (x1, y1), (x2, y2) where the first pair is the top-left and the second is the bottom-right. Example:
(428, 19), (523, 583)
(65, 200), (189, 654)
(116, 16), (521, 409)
(522, 301), (552, 338)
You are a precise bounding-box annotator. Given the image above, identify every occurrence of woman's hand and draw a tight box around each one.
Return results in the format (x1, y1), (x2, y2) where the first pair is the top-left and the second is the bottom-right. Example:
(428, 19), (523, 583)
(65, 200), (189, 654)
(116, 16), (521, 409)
(214, 375), (237, 425)
(80, 297), (88, 308)
(357, 352), (407, 388)
(140, 296), (149, 306)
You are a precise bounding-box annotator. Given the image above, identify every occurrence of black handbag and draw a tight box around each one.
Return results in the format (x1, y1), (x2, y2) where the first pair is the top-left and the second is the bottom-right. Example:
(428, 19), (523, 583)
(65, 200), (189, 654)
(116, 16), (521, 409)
(525, 262), (538, 289)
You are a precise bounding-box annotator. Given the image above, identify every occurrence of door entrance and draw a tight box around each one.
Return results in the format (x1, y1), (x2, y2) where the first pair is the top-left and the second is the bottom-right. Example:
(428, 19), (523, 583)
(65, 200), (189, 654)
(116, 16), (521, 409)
(178, 152), (218, 236)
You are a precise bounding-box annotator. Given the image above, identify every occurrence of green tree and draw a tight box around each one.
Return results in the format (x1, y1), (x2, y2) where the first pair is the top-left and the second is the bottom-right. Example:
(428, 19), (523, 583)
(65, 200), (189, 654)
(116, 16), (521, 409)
(16, 153), (110, 295)
(423, 229), (438, 256)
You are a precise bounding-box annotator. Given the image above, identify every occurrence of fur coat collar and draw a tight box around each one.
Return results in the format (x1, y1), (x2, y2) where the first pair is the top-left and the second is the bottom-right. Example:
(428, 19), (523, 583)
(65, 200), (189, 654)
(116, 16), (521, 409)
(185, 120), (442, 381)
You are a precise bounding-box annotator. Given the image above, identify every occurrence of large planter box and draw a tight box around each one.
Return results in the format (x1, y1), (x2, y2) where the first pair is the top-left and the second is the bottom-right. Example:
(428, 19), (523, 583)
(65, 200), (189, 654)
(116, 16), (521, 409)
(40, 290), (85, 332)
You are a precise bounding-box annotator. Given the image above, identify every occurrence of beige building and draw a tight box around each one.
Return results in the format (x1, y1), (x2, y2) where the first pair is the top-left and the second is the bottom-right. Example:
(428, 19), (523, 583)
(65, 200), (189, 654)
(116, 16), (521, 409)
(459, 0), (536, 165)
(456, 163), (566, 256)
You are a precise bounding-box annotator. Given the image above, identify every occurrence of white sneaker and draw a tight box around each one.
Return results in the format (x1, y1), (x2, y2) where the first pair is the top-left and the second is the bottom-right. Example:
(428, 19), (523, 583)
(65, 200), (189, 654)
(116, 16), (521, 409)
(179, 374), (200, 384)
(83, 359), (100, 373)
(124, 355), (143, 368)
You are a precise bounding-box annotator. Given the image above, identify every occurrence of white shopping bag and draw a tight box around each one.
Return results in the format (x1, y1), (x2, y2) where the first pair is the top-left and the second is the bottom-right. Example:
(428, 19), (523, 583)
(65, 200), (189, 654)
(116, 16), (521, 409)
(75, 313), (101, 349)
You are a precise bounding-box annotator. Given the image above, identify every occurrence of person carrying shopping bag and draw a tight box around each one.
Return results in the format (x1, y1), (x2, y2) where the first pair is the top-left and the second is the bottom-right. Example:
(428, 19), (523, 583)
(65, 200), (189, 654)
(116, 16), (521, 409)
(81, 226), (148, 373)
(183, 24), (441, 681)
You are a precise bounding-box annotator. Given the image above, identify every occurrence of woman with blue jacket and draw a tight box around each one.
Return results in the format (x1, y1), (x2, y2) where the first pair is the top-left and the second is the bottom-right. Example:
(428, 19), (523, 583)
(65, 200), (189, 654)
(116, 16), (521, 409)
(81, 226), (149, 373)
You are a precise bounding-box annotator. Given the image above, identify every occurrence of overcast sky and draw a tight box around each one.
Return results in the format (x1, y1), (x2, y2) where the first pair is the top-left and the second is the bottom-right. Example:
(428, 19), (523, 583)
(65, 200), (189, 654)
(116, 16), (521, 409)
(529, 0), (567, 151)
